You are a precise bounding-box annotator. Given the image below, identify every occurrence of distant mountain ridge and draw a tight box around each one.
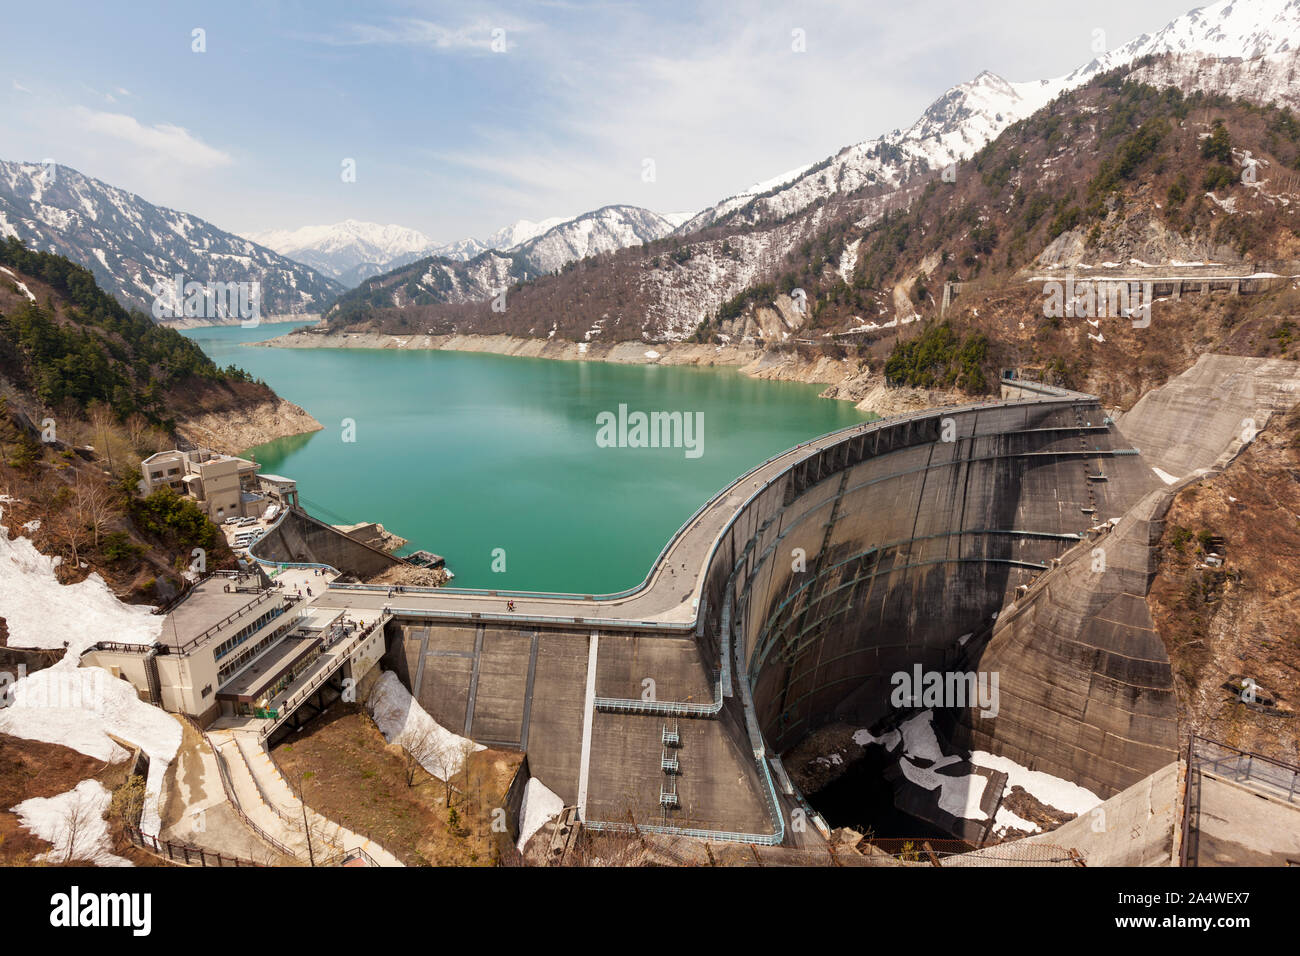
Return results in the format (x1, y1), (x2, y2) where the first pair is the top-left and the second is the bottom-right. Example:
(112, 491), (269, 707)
(323, 204), (684, 318)
(249, 205), (687, 291)
(241, 219), (440, 288)
(0, 161), (344, 318)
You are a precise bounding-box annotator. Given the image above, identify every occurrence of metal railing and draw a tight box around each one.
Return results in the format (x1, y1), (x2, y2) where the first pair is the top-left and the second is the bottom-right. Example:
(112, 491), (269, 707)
(256, 614), (390, 741)
(1180, 734), (1300, 867)
(1179, 734), (1195, 868)
(123, 826), (264, 867)
(1188, 734), (1299, 803)
(594, 696), (720, 717)
(200, 728), (297, 860)
(582, 818), (784, 847)
(330, 846), (380, 868)
(366, 604), (690, 632)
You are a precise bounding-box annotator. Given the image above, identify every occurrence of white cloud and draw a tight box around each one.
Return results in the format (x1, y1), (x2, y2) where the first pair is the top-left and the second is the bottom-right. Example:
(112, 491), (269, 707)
(72, 107), (232, 170)
(315, 15), (532, 53)
(12, 79), (32, 93)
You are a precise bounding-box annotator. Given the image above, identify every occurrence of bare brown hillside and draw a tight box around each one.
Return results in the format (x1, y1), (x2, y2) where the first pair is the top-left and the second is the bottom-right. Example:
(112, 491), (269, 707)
(1148, 405), (1300, 762)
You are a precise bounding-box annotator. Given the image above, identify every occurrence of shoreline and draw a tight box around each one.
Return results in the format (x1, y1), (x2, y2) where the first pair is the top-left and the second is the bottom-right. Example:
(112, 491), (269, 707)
(160, 313), (321, 332)
(255, 330), (965, 416)
(176, 394), (324, 457)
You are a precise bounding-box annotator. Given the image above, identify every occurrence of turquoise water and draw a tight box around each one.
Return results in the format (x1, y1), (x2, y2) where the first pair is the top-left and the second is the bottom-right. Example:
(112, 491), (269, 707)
(181, 322), (872, 592)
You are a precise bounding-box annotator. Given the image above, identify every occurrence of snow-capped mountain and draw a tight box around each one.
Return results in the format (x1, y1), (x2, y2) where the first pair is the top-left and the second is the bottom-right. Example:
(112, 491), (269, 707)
(487, 216), (573, 250)
(428, 235), (491, 261)
(252, 208), (680, 289)
(326, 204), (682, 314)
(680, 0), (1300, 233)
(1126, 48), (1300, 112)
(516, 205), (680, 273)
(242, 219), (439, 287)
(0, 160), (344, 318)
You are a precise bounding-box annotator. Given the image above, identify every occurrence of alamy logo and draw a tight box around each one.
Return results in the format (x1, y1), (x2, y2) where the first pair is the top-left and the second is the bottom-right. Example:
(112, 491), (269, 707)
(595, 404), (704, 459)
(890, 665), (1000, 718)
(1043, 277), (1153, 328)
(50, 886), (151, 936)
(0, 667), (106, 712)
(150, 274), (262, 326)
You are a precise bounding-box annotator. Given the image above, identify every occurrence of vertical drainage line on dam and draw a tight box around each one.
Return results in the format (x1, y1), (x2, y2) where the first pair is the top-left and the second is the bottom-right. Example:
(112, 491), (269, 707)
(412, 627), (431, 699)
(464, 624), (484, 737)
(577, 630), (600, 821)
(519, 632), (539, 751)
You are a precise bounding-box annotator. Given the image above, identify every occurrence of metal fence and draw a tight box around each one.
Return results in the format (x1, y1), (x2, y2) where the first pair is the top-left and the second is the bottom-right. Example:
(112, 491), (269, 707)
(123, 826), (264, 867)
(1189, 734), (1299, 804)
(862, 837), (1082, 867)
(1180, 734), (1300, 867)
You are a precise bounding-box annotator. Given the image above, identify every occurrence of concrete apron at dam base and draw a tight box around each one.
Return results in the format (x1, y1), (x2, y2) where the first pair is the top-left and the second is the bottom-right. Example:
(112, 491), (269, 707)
(296, 355), (1300, 861)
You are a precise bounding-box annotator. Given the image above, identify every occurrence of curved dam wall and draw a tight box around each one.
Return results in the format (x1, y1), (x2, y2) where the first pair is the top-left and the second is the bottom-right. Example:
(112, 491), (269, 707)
(693, 395), (1169, 789)
(359, 386), (1212, 837)
(954, 486), (1180, 798)
(960, 355), (1300, 797)
(340, 358), (1299, 838)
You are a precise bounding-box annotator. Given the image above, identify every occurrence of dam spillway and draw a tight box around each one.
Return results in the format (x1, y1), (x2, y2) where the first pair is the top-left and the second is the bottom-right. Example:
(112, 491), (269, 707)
(301, 358), (1300, 843)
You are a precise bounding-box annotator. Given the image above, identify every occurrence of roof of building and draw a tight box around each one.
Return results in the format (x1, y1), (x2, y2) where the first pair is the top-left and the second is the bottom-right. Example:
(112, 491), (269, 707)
(161, 575), (280, 651)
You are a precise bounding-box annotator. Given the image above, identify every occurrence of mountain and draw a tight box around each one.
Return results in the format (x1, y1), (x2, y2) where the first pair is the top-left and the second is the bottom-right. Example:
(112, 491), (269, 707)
(515, 205), (682, 273)
(325, 204), (682, 320)
(0, 239), (324, 601)
(679, 0), (1300, 234)
(248, 208), (679, 289)
(487, 216), (573, 249)
(319, 29), (1300, 349)
(1125, 48), (1300, 112)
(0, 161), (344, 320)
(242, 219), (440, 288)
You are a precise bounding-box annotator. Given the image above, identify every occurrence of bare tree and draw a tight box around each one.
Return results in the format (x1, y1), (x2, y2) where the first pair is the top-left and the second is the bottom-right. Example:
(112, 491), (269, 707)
(73, 471), (115, 549)
(124, 413), (152, 455)
(400, 725), (445, 790)
(457, 739), (484, 836)
(421, 737), (463, 808)
(87, 402), (117, 471)
(50, 493), (90, 568)
(57, 788), (100, 864)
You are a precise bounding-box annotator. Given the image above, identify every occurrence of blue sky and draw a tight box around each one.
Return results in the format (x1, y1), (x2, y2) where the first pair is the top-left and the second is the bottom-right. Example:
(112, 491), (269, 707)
(3, 0), (1199, 243)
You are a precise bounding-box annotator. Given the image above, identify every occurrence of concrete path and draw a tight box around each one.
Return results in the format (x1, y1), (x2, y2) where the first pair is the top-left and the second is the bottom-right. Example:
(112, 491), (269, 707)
(1191, 773), (1300, 866)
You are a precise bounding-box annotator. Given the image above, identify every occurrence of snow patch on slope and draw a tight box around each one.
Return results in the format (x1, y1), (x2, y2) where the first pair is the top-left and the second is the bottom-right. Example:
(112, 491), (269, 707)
(13, 780), (131, 866)
(516, 777), (565, 851)
(367, 670), (483, 780)
(0, 506), (181, 835)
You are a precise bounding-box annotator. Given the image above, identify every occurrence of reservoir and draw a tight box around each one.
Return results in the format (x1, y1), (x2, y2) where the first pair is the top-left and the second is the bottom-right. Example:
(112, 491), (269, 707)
(181, 322), (873, 592)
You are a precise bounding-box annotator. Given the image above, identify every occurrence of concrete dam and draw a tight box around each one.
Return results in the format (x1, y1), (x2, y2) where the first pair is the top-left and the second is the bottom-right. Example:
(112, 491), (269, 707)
(298, 356), (1300, 845)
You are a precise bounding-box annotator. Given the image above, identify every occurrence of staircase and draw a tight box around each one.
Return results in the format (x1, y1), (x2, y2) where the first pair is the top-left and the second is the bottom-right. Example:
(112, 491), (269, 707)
(209, 728), (403, 866)
(143, 650), (162, 706)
